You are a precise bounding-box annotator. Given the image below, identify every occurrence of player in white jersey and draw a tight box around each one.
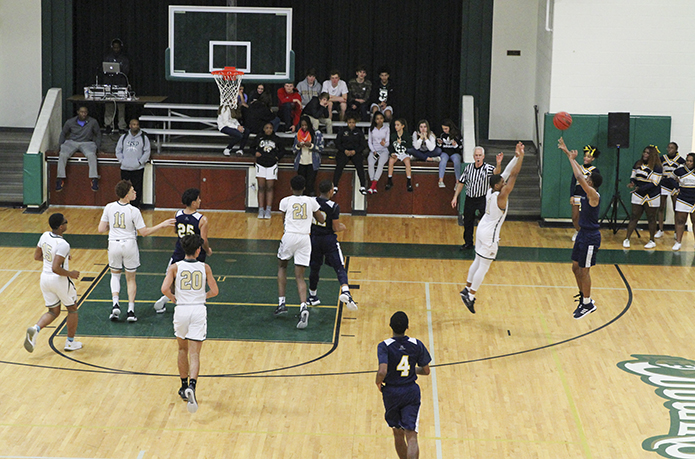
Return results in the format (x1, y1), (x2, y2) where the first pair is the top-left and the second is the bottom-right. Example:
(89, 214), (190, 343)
(98, 180), (175, 322)
(160, 234), (218, 414)
(275, 175), (325, 329)
(460, 142), (525, 313)
(24, 213), (83, 353)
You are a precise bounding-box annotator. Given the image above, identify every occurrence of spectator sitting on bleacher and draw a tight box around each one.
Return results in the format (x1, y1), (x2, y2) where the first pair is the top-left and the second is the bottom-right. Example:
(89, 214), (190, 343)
(243, 92), (280, 135)
(436, 119), (463, 188)
(347, 65), (372, 122)
(248, 84), (265, 104)
(296, 68), (323, 108)
(367, 112), (390, 194)
(56, 105), (102, 192)
(386, 118), (413, 192)
(277, 82), (303, 134)
(293, 116), (324, 196)
(370, 67), (394, 122)
(333, 115), (368, 196)
(322, 70), (348, 121)
(217, 104), (249, 156)
(252, 122), (286, 219)
(410, 120), (442, 162)
(302, 93), (333, 135)
(237, 85), (248, 108)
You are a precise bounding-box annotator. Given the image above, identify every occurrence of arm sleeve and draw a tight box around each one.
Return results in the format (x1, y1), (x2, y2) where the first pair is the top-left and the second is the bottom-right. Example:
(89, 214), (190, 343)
(140, 136), (151, 165)
(115, 136), (124, 162)
(59, 121), (69, 145)
(412, 132), (422, 149)
(501, 156), (519, 181)
(425, 134), (436, 151)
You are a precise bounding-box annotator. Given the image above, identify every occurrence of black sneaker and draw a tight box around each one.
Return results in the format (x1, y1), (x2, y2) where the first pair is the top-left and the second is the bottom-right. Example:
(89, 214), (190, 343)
(274, 303), (288, 316)
(178, 386), (188, 401)
(91, 179), (99, 192)
(126, 310), (138, 322)
(573, 300), (596, 319)
(56, 179), (64, 192)
(109, 304), (120, 321)
(407, 182), (413, 192)
(460, 289), (476, 314)
(385, 181), (393, 191)
(307, 295), (321, 306)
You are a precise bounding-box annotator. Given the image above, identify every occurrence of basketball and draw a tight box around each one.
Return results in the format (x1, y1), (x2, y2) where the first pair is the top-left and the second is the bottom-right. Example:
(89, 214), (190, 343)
(553, 111), (572, 131)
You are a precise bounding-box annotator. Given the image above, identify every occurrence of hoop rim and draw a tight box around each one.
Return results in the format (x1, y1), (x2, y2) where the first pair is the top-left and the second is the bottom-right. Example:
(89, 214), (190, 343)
(211, 66), (245, 78)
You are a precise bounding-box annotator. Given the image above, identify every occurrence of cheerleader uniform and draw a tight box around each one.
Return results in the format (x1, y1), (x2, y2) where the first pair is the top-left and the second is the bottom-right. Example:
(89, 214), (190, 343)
(630, 162), (662, 207)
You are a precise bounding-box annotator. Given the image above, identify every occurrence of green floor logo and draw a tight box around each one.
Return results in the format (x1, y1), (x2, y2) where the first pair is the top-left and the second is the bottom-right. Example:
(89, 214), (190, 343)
(618, 355), (695, 459)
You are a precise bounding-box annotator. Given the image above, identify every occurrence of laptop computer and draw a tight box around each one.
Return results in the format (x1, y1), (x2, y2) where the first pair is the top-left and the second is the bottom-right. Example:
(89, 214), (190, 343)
(102, 62), (121, 74)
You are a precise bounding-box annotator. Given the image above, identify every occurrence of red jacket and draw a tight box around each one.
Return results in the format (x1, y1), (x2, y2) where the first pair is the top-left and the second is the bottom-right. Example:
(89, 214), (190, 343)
(277, 88), (302, 126)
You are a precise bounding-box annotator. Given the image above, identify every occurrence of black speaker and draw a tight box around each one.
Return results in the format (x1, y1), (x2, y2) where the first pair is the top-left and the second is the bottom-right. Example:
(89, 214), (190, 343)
(608, 112), (630, 148)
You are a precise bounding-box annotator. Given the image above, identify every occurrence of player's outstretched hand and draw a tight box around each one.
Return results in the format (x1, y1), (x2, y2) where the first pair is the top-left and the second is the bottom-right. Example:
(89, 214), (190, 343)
(496, 152), (503, 164)
(515, 141), (525, 157)
(163, 217), (176, 227)
(568, 149), (578, 161)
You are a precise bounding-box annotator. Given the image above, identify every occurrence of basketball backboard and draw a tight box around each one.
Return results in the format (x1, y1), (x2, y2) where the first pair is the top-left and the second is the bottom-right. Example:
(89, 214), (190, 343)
(166, 6), (294, 83)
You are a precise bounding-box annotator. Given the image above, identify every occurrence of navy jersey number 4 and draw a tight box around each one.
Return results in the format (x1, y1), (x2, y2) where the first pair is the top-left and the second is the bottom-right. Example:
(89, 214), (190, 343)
(377, 336), (432, 386)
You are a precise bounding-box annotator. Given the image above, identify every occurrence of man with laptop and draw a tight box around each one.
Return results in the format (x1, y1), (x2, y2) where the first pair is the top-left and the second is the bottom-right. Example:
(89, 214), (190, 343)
(103, 38), (129, 133)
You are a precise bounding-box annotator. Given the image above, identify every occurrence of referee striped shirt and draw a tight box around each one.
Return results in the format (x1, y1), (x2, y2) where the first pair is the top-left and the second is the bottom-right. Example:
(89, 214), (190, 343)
(458, 163), (496, 198)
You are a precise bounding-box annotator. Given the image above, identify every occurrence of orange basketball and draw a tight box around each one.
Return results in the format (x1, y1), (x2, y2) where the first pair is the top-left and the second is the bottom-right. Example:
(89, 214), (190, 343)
(553, 111), (572, 131)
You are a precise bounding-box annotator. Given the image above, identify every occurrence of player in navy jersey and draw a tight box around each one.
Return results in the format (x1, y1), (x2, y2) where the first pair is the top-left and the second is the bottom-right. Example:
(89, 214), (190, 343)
(307, 180), (357, 311)
(559, 138), (603, 319)
(568, 145), (600, 241)
(376, 311), (431, 459)
(153, 188), (212, 314)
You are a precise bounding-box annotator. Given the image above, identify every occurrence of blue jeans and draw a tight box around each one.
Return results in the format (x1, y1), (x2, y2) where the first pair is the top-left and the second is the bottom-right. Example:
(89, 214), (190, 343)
(439, 152), (462, 179)
(220, 126), (249, 149)
(409, 146), (442, 161)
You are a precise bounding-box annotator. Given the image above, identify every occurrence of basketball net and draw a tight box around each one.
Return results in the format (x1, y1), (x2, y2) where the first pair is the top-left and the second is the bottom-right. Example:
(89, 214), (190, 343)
(212, 67), (244, 109)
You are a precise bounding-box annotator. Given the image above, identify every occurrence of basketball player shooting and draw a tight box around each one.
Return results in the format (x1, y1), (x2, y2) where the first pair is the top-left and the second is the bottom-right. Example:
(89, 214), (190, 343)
(460, 142), (524, 313)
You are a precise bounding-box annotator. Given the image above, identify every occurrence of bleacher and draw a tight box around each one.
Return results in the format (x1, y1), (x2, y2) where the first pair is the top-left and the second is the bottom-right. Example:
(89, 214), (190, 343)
(140, 103), (371, 154)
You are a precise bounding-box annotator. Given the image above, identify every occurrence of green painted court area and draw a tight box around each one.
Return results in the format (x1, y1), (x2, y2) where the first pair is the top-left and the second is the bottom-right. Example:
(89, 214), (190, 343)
(65, 248), (341, 344)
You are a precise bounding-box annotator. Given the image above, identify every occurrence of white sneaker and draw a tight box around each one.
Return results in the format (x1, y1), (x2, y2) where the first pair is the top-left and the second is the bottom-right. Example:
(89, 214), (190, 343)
(223, 148), (231, 156)
(438, 181), (445, 188)
(644, 240), (656, 249)
(24, 326), (38, 353)
(258, 208), (264, 219)
(263, 208), (272, 219)
(655, 230), (664, 239)
(433, 156), (442, 162)
(672, 241), (682, 251)
(185, 387), (198, 413)
(154, 296), (168, 314)
(110, 304), (121, 321)
(571, 231), (578, 242)
(296, 305), (309, 329)
(339, 291), (358, 311)
(622, 239), (631, 248)
(333, 186), (338, 194)
(64, 339), (83, 351)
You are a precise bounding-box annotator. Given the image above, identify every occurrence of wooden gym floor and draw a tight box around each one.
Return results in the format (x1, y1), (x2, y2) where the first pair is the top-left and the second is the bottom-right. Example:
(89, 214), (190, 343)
(0, 206), (693, 459)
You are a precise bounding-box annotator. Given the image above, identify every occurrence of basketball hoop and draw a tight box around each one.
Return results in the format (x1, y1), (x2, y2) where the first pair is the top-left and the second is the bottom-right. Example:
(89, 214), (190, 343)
(212, 67), (244, 109)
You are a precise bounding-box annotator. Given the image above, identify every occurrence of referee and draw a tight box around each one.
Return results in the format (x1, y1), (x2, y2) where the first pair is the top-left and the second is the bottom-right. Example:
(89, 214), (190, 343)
(451, 147), (502, 250)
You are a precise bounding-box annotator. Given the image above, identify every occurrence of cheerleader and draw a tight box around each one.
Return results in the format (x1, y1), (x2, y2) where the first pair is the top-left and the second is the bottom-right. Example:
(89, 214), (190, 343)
(623, 146), (662, 249)
(656, 142), (684, 238)
(569, 145), (601, 241)
(671, 153), (695, 251)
